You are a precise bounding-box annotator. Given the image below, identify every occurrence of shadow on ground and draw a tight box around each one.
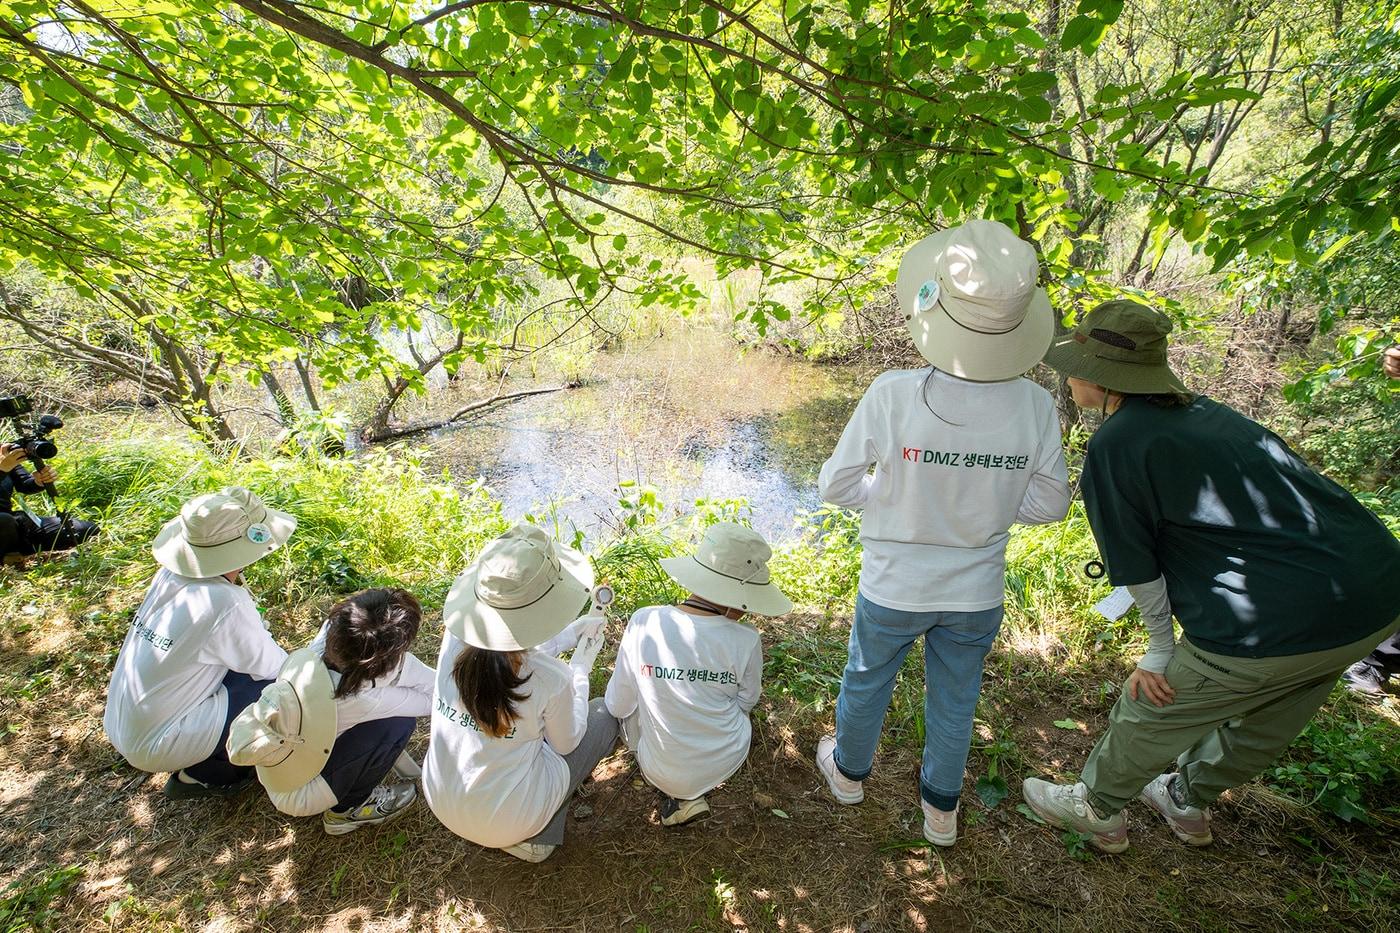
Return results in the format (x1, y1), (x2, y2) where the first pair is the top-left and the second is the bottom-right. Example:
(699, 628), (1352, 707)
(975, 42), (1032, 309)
(2, 603), (1397, 932)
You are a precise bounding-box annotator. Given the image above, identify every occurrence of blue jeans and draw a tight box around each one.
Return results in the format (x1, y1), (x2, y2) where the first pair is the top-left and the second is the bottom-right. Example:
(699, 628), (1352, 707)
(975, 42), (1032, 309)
(834, 594), (1004, 812)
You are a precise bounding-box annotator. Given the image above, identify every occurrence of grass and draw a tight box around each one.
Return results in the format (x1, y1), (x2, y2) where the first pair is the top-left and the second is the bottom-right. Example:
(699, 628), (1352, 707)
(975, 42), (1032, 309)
(1, 429), (1398, 931)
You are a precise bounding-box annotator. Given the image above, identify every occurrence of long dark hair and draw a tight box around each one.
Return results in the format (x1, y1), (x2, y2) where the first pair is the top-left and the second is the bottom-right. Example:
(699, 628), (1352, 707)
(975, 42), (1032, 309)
(452, 645), (530, 738)
(322, 588), (422, 699)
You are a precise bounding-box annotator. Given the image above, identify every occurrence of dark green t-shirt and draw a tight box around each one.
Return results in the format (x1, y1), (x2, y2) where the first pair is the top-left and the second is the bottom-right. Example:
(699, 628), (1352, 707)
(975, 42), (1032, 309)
(1081, 396), (1400, 658)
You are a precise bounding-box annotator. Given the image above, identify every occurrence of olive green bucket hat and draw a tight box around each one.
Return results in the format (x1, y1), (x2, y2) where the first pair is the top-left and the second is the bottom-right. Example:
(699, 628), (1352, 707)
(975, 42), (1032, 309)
(1043, 299), (1190, 395)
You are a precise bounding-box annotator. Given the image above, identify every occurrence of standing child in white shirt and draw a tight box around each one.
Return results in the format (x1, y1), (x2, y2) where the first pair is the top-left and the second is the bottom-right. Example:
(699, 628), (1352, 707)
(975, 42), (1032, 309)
(815, 220), (1070, 846)
(605, 523), (792, 827)
(423, 524), (616, 863)
(227, 588), (433, 835)
(104, 487), (296, 799)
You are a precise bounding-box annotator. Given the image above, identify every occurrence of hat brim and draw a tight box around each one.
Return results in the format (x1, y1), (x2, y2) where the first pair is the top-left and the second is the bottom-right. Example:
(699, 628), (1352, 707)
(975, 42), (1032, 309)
(443, 544), (594, 651)
(660, 555), (793, 616)
(905, 288), (1054, 382)
(253, 648), (336, 794)
(152, 506), (297, 579)
(897, 229), (1054, 382)
(1044, 337), (1191, 396)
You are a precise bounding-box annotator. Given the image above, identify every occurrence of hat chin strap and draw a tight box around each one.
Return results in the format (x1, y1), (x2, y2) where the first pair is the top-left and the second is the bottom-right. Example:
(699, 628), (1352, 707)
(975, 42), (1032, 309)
(679, 595), (744, 620)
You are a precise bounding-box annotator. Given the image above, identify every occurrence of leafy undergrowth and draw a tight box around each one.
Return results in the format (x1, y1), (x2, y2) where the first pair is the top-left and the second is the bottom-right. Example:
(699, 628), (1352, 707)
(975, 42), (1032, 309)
(1, 436), (1397, 931)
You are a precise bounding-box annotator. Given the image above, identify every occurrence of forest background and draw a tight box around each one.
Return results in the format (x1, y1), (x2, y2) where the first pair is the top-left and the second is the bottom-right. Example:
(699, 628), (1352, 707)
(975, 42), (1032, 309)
(0, 0), (1397, 930)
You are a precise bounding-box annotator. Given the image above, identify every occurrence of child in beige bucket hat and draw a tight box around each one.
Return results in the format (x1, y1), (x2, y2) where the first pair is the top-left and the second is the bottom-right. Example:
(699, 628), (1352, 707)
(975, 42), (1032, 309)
(423, 524), (618, 863)
(104, 487), (296, 799)
(605, 522), (791, 827)
(815, 219), (1071, 847)
(228, 588), (435, 836)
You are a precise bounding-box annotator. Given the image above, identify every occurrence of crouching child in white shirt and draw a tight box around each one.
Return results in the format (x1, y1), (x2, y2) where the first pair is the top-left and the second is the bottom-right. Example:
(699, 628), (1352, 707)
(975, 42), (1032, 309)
(604, 523), (792, 827)
(104, 487), (296, 799)
(227, 588), (433, 835)
(424, 524), (617, 863)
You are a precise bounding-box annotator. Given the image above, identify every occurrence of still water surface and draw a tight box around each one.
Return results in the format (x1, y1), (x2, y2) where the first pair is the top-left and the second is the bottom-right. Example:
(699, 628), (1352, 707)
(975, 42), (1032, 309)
(417, 333), (873, 543)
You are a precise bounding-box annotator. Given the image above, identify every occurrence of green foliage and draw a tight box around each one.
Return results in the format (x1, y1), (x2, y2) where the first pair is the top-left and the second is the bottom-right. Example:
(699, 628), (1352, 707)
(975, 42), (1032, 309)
(0, 864), (83, 933)
(1267, 691), (1400, 823)
(767, 505), (863, 611)
(48, 432), (510, 605)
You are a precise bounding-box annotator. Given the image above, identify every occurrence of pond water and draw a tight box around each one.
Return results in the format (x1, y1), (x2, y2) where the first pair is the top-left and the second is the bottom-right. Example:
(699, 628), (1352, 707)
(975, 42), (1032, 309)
(416, 331), (873, 543)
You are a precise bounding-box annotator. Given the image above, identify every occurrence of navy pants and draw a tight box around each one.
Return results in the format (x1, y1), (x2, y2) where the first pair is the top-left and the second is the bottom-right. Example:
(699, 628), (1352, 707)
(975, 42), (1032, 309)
(1356, 631), (1400, 680)
(324, 716), (415, 812)
(183, 671), (271, 786)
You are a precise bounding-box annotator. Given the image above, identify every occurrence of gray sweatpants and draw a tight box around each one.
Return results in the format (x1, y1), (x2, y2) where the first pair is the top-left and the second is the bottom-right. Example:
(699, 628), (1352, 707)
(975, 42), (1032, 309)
(526, 698), (619, 846)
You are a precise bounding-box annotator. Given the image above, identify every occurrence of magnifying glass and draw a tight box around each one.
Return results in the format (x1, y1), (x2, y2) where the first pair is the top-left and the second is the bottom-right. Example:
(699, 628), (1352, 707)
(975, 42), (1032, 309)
(592, 583), (615, 613)
(1084, 560), (1106, 580)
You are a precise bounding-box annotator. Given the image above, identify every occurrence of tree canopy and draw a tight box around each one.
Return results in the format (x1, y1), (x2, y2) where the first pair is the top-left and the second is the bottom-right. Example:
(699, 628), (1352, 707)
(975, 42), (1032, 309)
(0, 0), (1396, 435)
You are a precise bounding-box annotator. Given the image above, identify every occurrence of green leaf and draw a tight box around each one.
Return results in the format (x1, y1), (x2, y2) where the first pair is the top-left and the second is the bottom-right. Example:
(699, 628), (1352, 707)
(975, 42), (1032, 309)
(975, 775), (1009, 810)
(1060, 15), (1105, 51)
(1052, 719), (1080, 730)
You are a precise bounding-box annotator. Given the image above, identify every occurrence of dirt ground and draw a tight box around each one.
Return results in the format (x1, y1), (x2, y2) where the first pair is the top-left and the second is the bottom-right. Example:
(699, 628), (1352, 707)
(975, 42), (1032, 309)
(2, 605), (1397, 933)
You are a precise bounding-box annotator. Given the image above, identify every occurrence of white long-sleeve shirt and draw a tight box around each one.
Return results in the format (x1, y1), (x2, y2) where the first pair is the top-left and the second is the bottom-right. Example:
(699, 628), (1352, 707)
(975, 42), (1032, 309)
(818, 369), (1070, 611)
(265, 623), (436, 816)
(104, 569), (287, 773)
(604, 606), (763, 800)
(423, 631), (589, 849)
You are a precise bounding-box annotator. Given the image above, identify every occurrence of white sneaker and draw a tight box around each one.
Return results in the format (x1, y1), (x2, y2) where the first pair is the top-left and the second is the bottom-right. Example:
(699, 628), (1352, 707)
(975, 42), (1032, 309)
(1021, 779), (1129, 854)
(816, 735), (864, 804)
(322, 782), (416, 836)
(502, 841), (556, 863)
(660, 795), (710, 827)
(1139, 774), (1212, 846)
(921, 801), (958, 847)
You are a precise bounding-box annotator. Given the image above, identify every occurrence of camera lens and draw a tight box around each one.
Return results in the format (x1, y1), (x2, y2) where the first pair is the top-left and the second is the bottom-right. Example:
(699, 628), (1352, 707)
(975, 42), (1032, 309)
(25, 439), (57, 460)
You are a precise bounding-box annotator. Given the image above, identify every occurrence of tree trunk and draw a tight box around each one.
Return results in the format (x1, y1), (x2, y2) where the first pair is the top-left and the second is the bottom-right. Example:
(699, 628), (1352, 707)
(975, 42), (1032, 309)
(260, 367), (297, 427)
(293, 357), (322, 411)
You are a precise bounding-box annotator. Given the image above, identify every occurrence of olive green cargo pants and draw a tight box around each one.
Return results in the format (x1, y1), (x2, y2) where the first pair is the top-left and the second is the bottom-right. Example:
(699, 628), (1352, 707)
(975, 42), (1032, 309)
(1081, 616), (1400, 815)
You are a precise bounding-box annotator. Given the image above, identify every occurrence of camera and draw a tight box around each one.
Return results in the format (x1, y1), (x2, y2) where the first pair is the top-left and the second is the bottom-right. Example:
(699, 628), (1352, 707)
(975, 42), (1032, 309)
(1, 395), (63, 460)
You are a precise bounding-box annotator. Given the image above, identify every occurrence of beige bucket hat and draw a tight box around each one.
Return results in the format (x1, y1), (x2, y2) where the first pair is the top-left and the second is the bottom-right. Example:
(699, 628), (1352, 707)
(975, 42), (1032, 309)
(443, 524), (594, 651)
(152, 487), (296, 579)
(897, 219), (1054, 382)
(226, 648), (336, 794)
(661, 523), (792, 617)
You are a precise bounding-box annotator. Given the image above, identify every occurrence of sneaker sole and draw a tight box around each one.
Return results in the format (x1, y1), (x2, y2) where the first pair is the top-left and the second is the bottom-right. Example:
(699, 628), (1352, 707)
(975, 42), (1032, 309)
(1025, 798), (1129, 855)
(922, 825), (956, 847)
(825, 780), (864, 805)
(322, 800), (414, 836)
(1138, 792), (1213, 846)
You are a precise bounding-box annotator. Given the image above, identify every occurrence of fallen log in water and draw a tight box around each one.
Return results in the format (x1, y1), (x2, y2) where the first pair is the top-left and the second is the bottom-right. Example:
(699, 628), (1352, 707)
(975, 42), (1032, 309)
(362, 381), (581, 443)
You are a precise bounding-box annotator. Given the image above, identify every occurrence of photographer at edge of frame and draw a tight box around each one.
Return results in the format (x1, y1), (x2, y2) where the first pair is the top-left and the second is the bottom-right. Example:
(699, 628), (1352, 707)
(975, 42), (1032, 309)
(0, 441), (99, 564)
(1339, 343), (1400, 694)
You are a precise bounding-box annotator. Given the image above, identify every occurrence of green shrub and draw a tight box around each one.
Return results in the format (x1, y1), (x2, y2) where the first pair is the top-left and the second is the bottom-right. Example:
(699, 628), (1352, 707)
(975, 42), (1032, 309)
(1268, 692), (1400, 823)
(0, 864), (83, 932)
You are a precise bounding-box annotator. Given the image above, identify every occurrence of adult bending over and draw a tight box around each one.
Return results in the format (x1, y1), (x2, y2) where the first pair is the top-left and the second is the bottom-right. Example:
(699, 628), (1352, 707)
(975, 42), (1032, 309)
(816, 219), (1071, 846)
(104, 487), (296, 798)
(424, 524), (616, 863)
(605, 522), (791, 827)
(228, 588), (433, 835)
(1024, 300), (1400, 853)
